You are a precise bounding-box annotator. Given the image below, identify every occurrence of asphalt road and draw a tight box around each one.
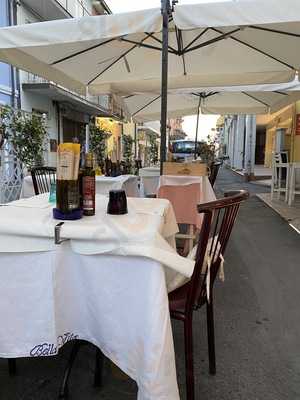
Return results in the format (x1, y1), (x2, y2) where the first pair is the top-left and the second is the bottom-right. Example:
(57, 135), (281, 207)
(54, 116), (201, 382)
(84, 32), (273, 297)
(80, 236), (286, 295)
(1, 167), (300, 400)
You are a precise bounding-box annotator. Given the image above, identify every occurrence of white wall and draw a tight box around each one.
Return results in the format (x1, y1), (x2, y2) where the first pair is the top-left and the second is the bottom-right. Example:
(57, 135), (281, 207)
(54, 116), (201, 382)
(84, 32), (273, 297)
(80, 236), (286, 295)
(18, 5), (58, 167)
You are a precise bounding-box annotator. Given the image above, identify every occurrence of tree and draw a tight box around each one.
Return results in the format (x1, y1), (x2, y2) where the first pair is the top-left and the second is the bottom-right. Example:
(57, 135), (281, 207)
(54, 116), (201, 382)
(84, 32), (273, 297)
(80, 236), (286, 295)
(198, 135), (217, 165)
(1, 106), (48, 170)
(148, 133), (159, 165)
(89, 122), (110, 169)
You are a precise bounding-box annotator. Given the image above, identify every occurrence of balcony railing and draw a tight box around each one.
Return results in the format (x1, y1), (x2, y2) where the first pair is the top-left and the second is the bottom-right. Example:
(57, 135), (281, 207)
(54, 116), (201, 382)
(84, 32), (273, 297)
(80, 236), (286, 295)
(23, 72), (122, 118)
(55, 0), (93, 17)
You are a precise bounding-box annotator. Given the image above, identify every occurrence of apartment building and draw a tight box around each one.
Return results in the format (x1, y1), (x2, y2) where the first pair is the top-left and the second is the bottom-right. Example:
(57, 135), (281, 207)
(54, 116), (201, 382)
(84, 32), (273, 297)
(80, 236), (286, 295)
(0, 0), (120, 167)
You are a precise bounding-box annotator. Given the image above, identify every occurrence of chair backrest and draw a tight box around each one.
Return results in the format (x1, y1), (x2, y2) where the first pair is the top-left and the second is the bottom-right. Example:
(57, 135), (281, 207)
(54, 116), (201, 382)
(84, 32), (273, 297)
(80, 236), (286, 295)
(273, 151), (289, 165)
(208, 162), (222, 187)
(105, 158), (112, 176)
(135, 159), (143, 170)
(163, 162), (207, 177)
(31, 167), (56, 195)
(158, 183), (201, 226)
(186, 190), (249, 312)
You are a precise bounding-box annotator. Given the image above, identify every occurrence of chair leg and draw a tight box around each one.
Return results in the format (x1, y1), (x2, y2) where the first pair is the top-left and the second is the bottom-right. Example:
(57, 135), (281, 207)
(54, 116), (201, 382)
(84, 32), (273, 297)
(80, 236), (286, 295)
(8, 359), (17, 376)
(184, 317), (195, 400)
(206, 299), (216, 375)
(58, 340), (82, 399)
(285, 166), (290, 203)
(94, 348), (104, 388)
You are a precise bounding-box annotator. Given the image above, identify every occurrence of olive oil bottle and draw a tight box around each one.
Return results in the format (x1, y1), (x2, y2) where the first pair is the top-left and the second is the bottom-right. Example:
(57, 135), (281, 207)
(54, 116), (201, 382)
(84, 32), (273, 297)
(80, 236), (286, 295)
(82, 153), (95, 216)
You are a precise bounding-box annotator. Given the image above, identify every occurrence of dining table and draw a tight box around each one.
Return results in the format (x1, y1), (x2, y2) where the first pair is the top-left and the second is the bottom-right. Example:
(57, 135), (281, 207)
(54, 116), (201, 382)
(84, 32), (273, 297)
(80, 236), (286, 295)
(20, 174), (139, 198)
(0, 192), (196, 400)
(138, 166), (160, 197)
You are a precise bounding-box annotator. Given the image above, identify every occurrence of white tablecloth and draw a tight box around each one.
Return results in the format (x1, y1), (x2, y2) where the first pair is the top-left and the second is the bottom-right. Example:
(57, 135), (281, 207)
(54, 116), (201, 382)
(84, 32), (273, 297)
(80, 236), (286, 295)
(0, 249), (180, 400)
(20, 174), (139, 198)
(139, 167), (160, 197)
(0, 195), (196, 400)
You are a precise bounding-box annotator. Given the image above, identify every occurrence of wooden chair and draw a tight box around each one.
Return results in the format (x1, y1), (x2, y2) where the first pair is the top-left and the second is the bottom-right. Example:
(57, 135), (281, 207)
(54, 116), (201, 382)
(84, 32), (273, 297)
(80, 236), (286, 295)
(31, 166), (56, 195)
(208, 162), (222, 187)
(104, 158), (111, 176)
(169, 190), (249, 400)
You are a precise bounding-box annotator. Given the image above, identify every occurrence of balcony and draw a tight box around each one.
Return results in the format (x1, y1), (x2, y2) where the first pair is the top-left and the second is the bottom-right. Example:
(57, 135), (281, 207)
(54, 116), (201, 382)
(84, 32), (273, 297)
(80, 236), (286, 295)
(21, 0), (93, 21)
(22, 73), (122, 119)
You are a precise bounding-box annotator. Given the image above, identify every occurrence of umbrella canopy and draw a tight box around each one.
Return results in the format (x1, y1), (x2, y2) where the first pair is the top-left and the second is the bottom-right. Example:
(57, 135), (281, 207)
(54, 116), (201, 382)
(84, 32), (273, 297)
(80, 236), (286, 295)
(119, 81), (300, 122)
(1, 0), (300, 95)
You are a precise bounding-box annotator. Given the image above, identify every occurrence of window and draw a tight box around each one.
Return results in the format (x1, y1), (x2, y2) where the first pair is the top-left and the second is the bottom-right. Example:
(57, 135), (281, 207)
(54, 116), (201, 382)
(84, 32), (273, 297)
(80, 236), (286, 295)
(0, 0), (8, 28)
(0, 0), (11, 102)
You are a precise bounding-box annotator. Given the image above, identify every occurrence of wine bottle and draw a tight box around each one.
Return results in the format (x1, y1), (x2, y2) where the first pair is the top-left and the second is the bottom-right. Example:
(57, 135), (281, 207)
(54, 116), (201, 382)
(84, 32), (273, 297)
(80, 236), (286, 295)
(82, 153), (95, 216)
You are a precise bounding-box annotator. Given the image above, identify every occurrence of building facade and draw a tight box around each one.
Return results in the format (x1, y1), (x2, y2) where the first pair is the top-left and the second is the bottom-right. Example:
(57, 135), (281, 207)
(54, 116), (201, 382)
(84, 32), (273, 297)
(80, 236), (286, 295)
(168, 117), (187, 141)
(221, 114), (259, 180)
(221, 102), (300, 181)
(16, 0), (120, 167)
(0, 0), (121, 202)
(0, 0), (18, 107)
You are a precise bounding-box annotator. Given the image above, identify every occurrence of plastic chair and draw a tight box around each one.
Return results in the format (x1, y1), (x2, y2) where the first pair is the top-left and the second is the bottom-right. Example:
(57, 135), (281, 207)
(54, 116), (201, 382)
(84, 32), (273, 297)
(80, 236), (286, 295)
(288, 162), (300, 206)
(271, 152), (290, 202)
(31, 166), (56, 195)
(158, 183), (201, 253)
(169, 190), (249, 400)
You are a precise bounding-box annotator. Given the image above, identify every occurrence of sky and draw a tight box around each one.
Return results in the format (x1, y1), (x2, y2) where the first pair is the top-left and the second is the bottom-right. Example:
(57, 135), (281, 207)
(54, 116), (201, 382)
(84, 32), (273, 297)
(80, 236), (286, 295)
(106, 0), (220, 140)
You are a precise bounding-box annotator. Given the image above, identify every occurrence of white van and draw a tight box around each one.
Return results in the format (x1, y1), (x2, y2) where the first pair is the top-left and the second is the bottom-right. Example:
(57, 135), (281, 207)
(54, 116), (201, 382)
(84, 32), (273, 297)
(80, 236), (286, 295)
(170, 140), (203, 162)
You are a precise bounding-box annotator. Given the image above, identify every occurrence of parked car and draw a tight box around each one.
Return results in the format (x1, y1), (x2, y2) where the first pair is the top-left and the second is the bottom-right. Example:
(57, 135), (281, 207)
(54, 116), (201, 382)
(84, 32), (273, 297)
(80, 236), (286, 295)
(170, 140), (205, 162)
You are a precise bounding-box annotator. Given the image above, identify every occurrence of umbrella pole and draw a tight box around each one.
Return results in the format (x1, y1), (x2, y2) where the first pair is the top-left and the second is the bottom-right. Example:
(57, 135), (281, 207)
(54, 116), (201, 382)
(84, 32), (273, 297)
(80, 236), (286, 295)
(160, 0), (170, 175)
(194, 96), (201, 160)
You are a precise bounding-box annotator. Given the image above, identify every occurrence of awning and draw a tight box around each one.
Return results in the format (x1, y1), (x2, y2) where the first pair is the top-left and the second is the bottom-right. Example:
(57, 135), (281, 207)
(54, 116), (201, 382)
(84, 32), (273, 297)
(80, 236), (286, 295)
(22, 81), (114, 117)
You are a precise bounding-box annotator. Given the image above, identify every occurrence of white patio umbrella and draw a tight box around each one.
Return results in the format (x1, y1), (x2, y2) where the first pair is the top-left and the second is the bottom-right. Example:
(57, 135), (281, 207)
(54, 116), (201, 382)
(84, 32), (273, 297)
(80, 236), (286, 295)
(119, 82), (300, 122)
(1, 0), (300, 94)
(1, 0), (300, 167)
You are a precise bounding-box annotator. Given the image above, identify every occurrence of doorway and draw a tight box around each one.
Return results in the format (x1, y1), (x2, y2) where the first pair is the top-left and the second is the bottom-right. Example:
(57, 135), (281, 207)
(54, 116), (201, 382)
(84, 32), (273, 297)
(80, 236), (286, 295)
(62, 117), (85, 143)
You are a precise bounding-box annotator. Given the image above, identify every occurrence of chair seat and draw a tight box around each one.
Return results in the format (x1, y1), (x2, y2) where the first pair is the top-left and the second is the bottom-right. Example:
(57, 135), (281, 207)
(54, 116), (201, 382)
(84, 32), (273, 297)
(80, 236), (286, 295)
(169, 282), (191, 312)
(169, 278), (206, 313)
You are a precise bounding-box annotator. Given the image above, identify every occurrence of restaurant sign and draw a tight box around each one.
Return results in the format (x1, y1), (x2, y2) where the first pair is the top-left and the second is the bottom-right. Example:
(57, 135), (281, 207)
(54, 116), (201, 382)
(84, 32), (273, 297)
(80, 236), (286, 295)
(296, 114), (300, 135)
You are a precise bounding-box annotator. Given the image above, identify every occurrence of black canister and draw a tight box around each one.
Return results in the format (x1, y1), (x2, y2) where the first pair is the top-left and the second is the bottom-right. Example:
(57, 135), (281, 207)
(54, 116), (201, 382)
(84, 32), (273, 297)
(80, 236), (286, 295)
(107, 190), (128, 215)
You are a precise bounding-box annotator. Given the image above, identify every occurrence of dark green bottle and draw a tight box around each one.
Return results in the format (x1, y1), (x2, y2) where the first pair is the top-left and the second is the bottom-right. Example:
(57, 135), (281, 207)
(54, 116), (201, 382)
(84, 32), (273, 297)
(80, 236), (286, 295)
(82, 153), (95, 216)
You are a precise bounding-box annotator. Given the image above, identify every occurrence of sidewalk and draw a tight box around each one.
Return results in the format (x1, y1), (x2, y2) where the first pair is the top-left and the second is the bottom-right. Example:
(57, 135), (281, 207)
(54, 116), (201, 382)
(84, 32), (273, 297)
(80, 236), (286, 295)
(229, 164), (272, 181)
(257, 193), (300, 232)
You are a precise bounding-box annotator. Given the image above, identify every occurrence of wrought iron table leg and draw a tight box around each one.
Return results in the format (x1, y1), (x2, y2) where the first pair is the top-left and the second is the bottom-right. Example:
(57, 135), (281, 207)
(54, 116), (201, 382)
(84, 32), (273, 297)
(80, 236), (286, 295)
(8, 359), (16, 376)
(94, 348), (104, 388)
(58, 340), (82, 399)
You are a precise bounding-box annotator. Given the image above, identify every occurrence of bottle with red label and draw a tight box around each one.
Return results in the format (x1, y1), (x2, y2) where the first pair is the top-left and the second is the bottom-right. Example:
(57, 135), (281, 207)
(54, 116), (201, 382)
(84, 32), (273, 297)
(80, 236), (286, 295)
(82, 152), (95, 216)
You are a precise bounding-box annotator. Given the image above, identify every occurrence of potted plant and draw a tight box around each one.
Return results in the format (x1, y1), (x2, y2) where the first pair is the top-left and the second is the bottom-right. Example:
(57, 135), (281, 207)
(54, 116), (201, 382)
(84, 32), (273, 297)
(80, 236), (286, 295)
(148, 132), (159, 166)
(0, 105), (10, 150)
(122, 134), (134, 174)
(8, 110), (48, 171)
(89, 122), (110, 172)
